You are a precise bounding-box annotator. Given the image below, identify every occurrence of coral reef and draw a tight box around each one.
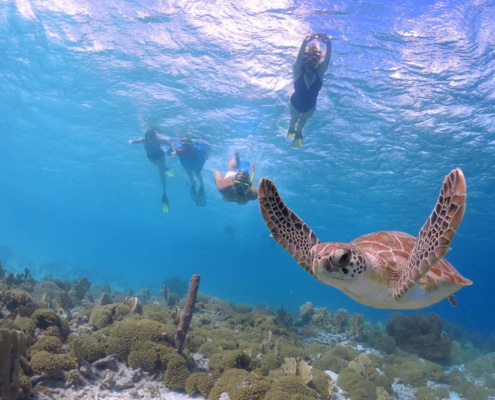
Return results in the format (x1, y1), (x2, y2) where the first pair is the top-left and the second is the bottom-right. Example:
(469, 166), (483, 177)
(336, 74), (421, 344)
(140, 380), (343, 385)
(0, 261), (494, 400)
(0, 329), (28, 400)
(386, 313), (452, 363)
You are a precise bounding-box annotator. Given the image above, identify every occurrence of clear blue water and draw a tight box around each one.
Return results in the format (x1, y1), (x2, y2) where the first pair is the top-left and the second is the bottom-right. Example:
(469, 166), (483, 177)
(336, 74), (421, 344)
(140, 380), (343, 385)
(1, 0), (494, 335)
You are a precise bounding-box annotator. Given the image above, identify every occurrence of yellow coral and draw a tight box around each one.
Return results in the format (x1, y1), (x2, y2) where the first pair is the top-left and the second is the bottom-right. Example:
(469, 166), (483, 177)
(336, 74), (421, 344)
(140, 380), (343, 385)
(185, 372), (215, 397)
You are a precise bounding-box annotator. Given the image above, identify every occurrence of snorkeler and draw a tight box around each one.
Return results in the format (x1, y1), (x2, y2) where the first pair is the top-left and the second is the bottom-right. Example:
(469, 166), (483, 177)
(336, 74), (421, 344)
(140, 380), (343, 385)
(129, 129), (175, 214)
(213, 153), (257, 205)
(170, 138), (209, 207)
(288, 32), (332, 147)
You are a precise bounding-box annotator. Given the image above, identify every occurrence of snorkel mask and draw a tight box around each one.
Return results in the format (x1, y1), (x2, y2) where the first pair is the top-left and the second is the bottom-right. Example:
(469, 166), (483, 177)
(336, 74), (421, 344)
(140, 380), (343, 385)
(304, 42), (322, 69)
(233, 164), (256, 196)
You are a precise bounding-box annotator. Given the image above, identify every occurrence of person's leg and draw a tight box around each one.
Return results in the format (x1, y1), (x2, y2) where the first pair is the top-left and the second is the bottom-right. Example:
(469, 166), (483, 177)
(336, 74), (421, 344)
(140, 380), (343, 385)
(288, 102), (301, 136)
(186, 168), (198, 203)
(152, 158), (167, 194)
(152, 157), (169, 213)
(195, 170), (206, 206)
(227, 153), (239, 171)
(295, 105), (316, 137)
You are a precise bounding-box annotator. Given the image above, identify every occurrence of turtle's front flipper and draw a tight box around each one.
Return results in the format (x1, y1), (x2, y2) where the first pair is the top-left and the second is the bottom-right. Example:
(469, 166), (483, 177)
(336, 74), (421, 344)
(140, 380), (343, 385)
(258, 178), (320, 275)
(394, 169), (466, 298)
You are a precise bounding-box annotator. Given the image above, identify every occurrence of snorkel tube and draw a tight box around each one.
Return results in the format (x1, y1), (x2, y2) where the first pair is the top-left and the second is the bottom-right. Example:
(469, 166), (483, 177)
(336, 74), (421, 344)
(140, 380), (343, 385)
(250, 164), (256, 186)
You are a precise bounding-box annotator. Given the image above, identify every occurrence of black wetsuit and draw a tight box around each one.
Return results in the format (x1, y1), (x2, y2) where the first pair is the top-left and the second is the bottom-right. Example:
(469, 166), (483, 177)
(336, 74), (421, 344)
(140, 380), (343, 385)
(290, 74), (323, 113)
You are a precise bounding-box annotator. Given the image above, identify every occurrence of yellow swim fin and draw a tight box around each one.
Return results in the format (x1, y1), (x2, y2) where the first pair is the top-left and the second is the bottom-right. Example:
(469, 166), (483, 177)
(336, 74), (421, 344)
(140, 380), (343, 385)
(161, 195), (170, 214)
(287, 130), (296, 139)
(292, 137), (303, 148)
(164, 168), (174, 178)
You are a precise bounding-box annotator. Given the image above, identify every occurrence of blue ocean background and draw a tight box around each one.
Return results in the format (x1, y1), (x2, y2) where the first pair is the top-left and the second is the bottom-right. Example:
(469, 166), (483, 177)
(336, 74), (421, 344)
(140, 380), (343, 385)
(1, 0), (494, 338)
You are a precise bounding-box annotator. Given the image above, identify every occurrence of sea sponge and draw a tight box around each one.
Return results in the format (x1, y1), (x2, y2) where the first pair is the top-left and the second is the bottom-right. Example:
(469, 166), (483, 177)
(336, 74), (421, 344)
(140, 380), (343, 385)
(185, 372), (215, 397)
(30, 350), (77, 377)
(337, 367), (378, 400)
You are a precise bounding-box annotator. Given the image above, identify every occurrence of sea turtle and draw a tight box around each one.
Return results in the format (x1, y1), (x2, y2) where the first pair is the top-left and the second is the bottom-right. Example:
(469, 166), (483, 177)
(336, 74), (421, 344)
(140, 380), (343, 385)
(258, 169), (472, 310)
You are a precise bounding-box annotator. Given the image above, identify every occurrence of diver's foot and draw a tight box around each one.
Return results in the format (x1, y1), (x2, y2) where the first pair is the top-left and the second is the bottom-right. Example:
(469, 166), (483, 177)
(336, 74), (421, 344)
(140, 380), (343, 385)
(190, 182), (198, 203)
(287, 123), (298, 139)
(164, 168), (174, 178)
(292, 134), (303, 148)
(196, 185), (206, 207)
(161, 194), (170, 214)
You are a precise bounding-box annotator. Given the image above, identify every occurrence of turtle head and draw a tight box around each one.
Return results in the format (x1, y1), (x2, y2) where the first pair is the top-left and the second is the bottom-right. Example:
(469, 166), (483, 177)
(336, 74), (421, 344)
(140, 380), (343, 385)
(311, 243), (366, 285)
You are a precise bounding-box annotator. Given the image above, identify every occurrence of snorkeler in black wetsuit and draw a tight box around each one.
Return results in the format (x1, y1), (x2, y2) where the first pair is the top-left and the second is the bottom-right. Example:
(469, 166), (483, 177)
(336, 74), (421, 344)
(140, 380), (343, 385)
(169, 138), (209, 207)
(288, 32), (331, 147)
(129, 129), (175, 214)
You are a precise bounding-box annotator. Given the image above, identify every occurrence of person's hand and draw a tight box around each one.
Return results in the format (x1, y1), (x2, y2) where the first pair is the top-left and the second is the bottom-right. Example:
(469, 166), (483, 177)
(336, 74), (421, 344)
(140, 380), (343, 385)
(319, 33), (331, 44)
(128, 139), (134, 144)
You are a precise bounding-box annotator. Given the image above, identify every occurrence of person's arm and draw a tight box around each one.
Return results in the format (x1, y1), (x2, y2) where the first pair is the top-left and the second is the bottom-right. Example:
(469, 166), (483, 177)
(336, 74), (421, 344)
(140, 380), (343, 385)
(157, 135), (176, 156)
(293, 33), (315, 79)
(128, 137), (144, 144)
(316, 33), (332, 80)
(247, 186), (258, 200)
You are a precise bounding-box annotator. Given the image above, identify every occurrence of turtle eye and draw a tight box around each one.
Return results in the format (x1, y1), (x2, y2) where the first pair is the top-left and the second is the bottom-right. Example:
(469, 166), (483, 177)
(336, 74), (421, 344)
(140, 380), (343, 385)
(332, 248), (351, 268)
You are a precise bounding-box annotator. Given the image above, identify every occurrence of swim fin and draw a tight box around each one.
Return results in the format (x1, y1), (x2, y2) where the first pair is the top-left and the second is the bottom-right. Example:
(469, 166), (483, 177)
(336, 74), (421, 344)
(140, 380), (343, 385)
(164, 168), (174, 178)
(292, 136), (303, 148)
(287, 123), (298, 139)
(190, 182), (198, 203)
(161, 194), (170, 214)
(196, 185), (206, 207)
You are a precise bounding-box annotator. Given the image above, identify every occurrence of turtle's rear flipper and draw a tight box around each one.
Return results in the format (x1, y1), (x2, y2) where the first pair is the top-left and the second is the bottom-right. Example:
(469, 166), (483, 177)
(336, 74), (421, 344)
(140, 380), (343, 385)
(394, 169), (466, 298)
(258, 177), (320, 275)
